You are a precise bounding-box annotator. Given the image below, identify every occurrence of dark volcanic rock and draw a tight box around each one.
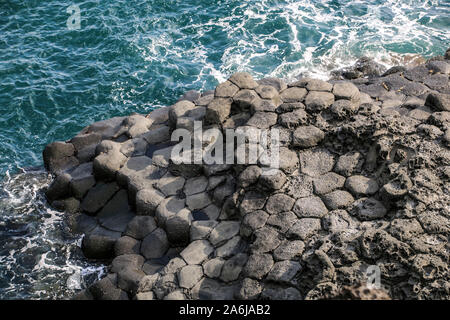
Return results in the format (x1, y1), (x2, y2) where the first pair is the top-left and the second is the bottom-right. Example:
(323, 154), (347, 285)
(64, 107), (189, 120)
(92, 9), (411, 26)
(45, 49), (450, 301)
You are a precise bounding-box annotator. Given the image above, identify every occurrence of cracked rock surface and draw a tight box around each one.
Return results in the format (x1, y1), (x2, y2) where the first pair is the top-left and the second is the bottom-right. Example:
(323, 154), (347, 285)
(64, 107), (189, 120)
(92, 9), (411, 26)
(44, 50), (450, 300)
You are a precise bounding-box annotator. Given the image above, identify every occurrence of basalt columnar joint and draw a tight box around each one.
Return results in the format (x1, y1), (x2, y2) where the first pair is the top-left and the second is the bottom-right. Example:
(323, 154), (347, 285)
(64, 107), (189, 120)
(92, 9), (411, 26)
(43, 49), (450, 300)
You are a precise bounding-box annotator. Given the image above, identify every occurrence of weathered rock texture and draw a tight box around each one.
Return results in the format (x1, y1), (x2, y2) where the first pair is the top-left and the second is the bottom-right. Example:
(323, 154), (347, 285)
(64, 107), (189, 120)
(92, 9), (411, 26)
(46, 50), (450, 301)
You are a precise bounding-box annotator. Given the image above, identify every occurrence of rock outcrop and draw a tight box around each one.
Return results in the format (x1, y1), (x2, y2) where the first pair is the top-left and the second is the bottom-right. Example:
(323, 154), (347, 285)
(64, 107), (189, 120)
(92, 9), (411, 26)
(46, 49), (450, 300)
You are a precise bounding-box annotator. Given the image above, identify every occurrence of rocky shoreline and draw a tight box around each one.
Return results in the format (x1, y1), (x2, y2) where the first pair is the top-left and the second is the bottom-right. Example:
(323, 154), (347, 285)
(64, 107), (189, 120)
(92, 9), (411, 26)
(43, 48), (450, 300)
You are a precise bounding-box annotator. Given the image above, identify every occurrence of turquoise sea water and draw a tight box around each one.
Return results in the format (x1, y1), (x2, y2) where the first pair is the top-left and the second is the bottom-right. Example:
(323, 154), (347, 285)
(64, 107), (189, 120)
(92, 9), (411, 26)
(0, 0), (449, 299)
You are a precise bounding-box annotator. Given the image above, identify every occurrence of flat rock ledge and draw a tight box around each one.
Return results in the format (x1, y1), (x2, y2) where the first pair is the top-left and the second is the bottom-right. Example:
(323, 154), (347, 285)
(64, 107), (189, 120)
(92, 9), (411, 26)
(44, 49), (450, 300)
